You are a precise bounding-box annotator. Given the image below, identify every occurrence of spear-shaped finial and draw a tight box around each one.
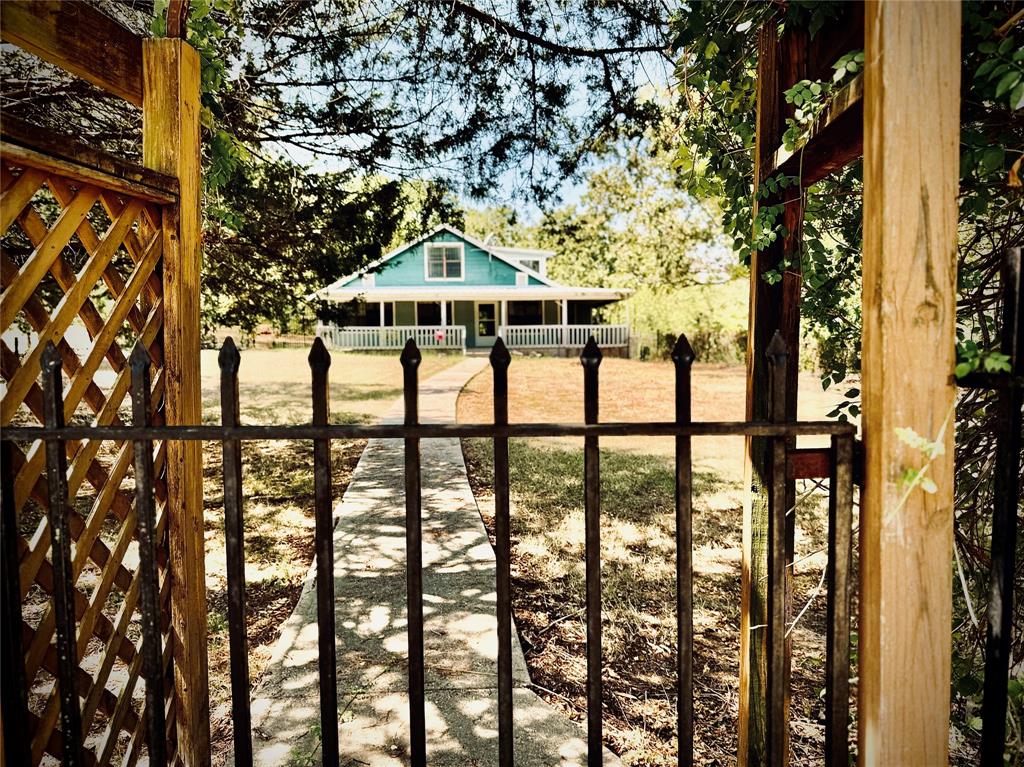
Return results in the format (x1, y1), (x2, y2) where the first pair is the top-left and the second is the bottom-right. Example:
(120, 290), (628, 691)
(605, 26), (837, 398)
(218, 336), (241, 374)
(308, 335), (332, 372)
(489, 336), (511, 368)
(400, 337), (421, 369)
(580, 335), (603, 368)
(671, 333), (696, 367)
(766, 330), (788, 365)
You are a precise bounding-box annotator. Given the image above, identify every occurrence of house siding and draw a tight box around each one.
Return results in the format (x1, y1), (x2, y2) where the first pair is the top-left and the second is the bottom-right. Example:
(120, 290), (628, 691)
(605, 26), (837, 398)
(340, 230), (545, 287)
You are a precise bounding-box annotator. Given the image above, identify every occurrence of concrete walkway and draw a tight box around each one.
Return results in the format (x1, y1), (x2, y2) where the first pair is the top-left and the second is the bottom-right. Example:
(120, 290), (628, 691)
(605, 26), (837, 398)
(250, 358), (607, 766)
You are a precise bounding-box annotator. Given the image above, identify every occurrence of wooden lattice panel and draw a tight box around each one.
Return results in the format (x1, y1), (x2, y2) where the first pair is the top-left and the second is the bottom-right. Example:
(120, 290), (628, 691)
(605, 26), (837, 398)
(1, 157), (174, 765)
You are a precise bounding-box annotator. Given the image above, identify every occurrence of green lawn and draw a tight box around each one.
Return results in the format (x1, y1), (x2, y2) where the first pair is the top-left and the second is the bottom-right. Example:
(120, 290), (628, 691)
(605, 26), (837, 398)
(458, 357), (845, 766)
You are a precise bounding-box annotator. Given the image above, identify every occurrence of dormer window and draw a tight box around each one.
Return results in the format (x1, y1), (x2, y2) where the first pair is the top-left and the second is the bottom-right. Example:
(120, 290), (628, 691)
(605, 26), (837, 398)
(425, 243), (464, 280)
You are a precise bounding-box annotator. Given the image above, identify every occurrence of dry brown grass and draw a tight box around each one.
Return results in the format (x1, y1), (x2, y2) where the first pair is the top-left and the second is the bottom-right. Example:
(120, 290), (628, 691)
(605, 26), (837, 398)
(458, 356), (848, 479)
(458, 357), (851, 766)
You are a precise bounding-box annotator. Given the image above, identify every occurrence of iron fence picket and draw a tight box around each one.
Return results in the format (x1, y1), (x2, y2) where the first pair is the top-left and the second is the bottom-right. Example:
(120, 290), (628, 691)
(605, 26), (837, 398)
(581, 337), (603, 765)
(981, 247), (1023, 765)
(40, 342), (84, 767)
(309, 338), (341, 767)
(765, 331), (789, 766)
(129, 345), (168, 767)
(490, 338), (515, 767)
(825, 434), (854, 766)
(218, 338), (253, 767)
(671, 335), (695, 767)
(401, 339), (427, 767)
(0, 438), (31, 767)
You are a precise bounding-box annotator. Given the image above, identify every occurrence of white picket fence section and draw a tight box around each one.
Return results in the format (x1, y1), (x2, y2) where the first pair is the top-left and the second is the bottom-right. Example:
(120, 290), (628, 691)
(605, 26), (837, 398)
(317, 324), (466, 351)
(498, 324), (629, 348)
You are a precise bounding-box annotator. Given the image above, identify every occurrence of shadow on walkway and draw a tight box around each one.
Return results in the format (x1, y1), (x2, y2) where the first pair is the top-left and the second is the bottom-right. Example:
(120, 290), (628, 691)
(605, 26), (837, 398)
(250, 360), (611, 766)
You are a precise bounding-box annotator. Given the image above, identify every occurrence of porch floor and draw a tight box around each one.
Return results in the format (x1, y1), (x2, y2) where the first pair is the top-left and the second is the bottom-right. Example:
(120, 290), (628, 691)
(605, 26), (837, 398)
(248, 359), (614, 765)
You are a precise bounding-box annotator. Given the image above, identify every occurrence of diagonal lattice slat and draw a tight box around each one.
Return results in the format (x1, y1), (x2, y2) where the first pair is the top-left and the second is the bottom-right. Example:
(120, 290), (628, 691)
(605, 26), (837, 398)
(1, 157), (175, 766)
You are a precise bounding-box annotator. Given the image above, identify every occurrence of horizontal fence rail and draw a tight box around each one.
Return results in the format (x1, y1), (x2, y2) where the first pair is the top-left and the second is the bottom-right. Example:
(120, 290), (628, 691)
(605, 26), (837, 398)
(2, 332), (856, 767)
(498, 324), (629, 348)
(317, 324), (465, 350)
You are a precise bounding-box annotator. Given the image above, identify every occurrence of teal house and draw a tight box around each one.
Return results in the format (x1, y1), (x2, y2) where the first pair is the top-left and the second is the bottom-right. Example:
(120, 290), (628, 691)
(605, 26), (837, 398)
(313, 225), (630, 352)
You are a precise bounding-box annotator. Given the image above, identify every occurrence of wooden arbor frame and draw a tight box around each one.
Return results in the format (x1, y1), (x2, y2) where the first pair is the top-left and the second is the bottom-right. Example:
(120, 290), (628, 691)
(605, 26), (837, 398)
(742, 2), (962, 766)
(0, 2), (207, 765)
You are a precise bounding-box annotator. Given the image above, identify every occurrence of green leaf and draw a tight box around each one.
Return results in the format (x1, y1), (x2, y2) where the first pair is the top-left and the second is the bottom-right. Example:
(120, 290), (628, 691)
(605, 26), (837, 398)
(995, 71), (1021, 98)
(976, 59), (997, 78)
(982, 147), (1005, 171)
(1011, 80), (1024, 110)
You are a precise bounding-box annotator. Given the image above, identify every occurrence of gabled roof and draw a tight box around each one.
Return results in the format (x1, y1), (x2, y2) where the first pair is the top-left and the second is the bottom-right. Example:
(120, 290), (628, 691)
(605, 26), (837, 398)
(312, 224), (557, 299)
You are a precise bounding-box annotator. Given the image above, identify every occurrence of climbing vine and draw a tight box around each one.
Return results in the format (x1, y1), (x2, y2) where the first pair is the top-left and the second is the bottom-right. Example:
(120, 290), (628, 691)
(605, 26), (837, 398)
(670, 1), (1023, 759)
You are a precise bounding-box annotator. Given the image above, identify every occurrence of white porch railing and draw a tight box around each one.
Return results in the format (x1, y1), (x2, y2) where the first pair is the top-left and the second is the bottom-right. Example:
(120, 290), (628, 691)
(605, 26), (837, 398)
(317, 324), (466, 351)
(497, 324), (630, 348)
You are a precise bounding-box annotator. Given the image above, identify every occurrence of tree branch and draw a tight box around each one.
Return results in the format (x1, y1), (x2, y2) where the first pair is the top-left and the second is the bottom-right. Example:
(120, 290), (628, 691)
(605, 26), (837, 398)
(443, 1), (665, 59)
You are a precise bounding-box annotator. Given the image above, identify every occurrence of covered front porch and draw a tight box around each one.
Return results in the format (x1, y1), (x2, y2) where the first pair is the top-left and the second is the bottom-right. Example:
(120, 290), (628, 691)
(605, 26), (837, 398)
(316, 287), (631, 352)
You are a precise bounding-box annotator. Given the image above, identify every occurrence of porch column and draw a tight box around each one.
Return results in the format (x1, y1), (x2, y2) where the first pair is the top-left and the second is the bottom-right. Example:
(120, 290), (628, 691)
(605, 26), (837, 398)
(440, 299), (447, 326)
(859, 3), (960, 765)
(379, 301), (385, 327)
(501, 300), (507, 327)
(561, 299), (569, 347)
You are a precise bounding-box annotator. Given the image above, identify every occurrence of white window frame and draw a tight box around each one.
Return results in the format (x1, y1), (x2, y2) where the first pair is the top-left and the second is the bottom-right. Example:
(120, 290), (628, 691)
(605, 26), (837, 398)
(424, 242), (466, 282)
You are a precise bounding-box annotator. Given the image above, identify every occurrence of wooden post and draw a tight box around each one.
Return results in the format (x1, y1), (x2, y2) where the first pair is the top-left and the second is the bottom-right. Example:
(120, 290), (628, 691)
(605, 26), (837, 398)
(142, 38), (210, 766)
(740, 19), (806, 766)
(859, 2), (960, 764)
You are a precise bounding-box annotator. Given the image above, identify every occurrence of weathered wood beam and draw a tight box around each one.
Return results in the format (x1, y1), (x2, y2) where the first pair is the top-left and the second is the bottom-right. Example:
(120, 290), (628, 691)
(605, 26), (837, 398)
(740, 19), (807, 767)
(142, 38), (209, 767)
(859, 2), (961, 764)
(806, 1), (866, 83)
(166, 0), (191, 39)
(770, 74), (864, 186)
(0, 1), (144, 106)
(1, 117), (178, 203)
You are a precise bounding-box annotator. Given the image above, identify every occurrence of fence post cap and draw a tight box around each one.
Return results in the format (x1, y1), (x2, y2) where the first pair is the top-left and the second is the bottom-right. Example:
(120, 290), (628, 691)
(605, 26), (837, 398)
(39, 340), (61, 374)
(580, 336), (603, 368)
(671, 333), (696, 366)
(129, 342), (152, 372)
(400, 338), (422, 368)
(308, 336), (332, 371)
(218, 337), (241, 373)
(766, 330), (788, 363)
(489, 337), (511, 368)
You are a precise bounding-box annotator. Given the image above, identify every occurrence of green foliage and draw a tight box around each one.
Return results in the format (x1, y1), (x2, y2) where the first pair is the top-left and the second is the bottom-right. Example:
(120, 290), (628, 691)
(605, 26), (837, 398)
(539, 141), (728, 290)
(781, 50), (862, 149)
(955, 340), (1013, 378)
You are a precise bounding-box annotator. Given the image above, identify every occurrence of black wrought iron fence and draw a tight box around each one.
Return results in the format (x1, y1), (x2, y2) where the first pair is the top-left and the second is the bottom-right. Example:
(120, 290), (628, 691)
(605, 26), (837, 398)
(2, 330), (859, 767)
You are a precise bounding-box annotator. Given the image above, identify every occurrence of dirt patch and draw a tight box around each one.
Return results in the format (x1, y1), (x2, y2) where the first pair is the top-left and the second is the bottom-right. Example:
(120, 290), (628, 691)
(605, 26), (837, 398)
(461, 439), (841, 766)
(457, 357), (854, 766)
